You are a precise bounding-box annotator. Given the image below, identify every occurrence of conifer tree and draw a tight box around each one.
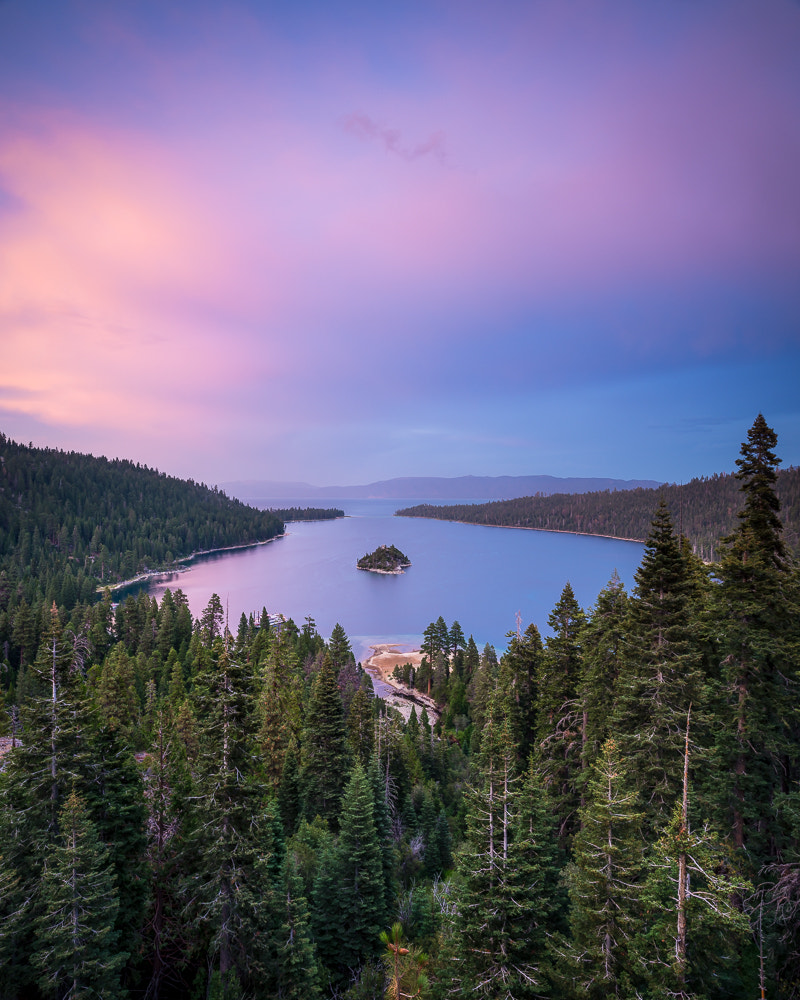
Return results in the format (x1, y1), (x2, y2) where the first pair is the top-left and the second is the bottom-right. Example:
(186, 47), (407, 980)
(499, 622), (544, 764)
(368, 755), (397, 921)
(0, 606), (93, 994)
(0, 803), (24, 997)
(468, 643), (499, 753)
(332, 763), (387, 977)
(577, 571), (628, 776)
(610, 500), (707, 831)
(381, 922), (430, 1000)
(348, 686), (375, 767)
(634, 716), (752, 1000)
(328, 622), (354, 674)
(278, 738), (302, 837)
(189, 638), (272, 996)
(535, 582), (586, 846)
(311, 837), (341, 979)
(556, 739), (644, 999)
(258, 643), (294, 792)
(301, 653), (350, 823)
(458, 631), (477, 678)
(713, 415), (799, 861)
(443, 698), (556, 998)
(82, 722), (149, 972)
(420, 791), (441, 878)
(142, 709), (194, 1000)
(272, 857), (322, 999)
(31, 790), (126, 1000)
(449, 620), (466, 662)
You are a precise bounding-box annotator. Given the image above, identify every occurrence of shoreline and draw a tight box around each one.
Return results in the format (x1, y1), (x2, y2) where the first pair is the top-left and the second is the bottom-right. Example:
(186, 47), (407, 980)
(396, 514), (644, 545)
(362, 643), (440, 722)
(357, 566), (408, 575)
(97, 533), (287, 594)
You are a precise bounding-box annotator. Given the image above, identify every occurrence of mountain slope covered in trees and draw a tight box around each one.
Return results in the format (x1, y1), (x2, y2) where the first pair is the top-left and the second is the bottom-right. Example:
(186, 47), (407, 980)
(0, 433), (285, 609)
(398, 464), (800, 559)
(0, 416), (798, 999)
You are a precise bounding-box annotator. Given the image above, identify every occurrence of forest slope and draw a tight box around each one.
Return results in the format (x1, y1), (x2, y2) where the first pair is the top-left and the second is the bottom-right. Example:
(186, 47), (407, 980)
(0, 433), (284, 608)
(397, 466), (800, 559)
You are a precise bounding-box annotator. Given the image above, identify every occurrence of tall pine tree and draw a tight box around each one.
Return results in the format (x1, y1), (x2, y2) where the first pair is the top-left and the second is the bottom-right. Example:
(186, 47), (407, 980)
(713, 415), (799, 861)
(610, 499), (708, 832)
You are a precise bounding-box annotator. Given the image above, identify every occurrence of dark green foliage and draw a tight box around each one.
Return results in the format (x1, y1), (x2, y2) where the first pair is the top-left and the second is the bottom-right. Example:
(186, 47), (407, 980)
(443, 700), (557, 998)
(188, 638), (272, 995)
(557, 739), (644, 999)
(577, 572), (628, 773)
(328, 622), (355, 674)
(348, 687), (375, 766)
(82, 724), (149, 964)
(270, 506), (344, 522)
(272, 857), (322, 999)
(0, 433), (284, 628)
(357, 545), (411, 572)
(278, 739), (302, 837)
(301, 653), (350, 823)
(712, 415), (800, 860)
(535, 583), (586, 846)
(258, 642), (299, 793)
(310, 838), (342, 978)
(499, 622), (544, 764)
(610, 500), (708, 831)
(31, 790), (126, 1000)
(0, 418), (798, 999)
(635, 805), (752, 999)
(332, 764), (388, 976)
(142, 709), (194, 999)
(397, 463), (800, 559)
(368, 756), (397, 916)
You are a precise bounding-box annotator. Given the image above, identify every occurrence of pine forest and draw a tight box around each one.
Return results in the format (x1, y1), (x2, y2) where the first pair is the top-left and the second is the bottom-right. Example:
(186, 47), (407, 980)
(397, 462), (800, 560)
(0, 414), (799, 1000)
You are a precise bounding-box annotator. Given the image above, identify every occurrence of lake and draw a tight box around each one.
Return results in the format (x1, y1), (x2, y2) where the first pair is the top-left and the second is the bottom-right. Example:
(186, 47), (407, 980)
(138, 497), (645, 663)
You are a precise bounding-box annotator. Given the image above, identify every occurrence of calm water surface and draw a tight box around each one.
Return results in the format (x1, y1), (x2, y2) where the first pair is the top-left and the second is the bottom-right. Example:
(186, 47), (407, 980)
(140, 497), (645, 661)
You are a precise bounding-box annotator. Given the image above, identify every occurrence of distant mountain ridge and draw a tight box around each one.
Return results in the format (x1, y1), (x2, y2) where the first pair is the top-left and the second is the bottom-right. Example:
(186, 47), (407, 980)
(222, 474), (664, 501)
(396, 467), (800, 560)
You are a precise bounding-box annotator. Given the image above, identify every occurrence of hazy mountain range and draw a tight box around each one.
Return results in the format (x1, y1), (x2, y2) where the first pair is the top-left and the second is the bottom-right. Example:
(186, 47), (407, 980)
(221, 474), (664, 501)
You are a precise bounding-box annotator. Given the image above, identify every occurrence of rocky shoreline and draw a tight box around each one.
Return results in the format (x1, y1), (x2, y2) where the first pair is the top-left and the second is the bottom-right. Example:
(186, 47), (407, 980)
(362, 643), (440, 722)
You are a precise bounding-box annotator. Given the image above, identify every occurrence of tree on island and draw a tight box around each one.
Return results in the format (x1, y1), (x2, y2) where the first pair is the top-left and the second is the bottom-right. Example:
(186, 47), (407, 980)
(357, 545), (412, 573)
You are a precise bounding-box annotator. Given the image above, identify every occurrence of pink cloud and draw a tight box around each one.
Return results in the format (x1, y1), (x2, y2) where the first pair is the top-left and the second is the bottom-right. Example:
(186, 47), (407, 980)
(1, 0), (798, 481)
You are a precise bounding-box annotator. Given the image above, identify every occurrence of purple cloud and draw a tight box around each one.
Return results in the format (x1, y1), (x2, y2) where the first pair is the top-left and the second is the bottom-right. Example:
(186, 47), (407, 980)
(342, 112), (447, 164)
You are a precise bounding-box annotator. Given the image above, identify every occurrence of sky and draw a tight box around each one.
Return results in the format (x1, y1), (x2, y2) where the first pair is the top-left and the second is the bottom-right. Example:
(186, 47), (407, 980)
(1, 0), (799, 487)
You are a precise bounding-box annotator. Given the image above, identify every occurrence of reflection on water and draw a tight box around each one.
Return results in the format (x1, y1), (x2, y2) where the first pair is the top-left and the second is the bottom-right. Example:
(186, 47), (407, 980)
(133, 497), (645, 653)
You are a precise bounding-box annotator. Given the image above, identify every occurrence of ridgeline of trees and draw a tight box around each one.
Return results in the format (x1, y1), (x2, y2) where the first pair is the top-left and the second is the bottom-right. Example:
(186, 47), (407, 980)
(0, 433), (284, 610)
(272, 507), (345, 522)
(0, 415), (798, 999)
(357, 544), (412, 573)
(397, 464), (800, 559)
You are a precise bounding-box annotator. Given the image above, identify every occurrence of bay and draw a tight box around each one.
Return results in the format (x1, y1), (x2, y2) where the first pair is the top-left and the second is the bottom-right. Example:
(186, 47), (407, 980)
(138, 497), (645, 662)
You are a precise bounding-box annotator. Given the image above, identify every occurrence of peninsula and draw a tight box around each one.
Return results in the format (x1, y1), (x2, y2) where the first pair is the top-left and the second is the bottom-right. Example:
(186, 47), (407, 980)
(357, 544), (411, 574)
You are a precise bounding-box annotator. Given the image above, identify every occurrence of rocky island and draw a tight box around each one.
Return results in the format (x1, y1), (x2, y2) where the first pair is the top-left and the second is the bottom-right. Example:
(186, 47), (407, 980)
(357, 544), (412, 574)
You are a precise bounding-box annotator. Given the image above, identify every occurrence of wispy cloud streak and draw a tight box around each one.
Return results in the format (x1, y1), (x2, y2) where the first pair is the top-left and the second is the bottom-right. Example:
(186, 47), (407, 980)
(342, 112), (448, 164)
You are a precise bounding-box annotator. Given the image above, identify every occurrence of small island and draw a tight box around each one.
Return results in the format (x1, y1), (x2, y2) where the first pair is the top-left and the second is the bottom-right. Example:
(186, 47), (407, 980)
(357, 544), (412, 574)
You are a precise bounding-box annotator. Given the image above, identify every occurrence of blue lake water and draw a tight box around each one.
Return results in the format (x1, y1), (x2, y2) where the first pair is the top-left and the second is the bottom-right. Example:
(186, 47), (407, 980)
(139, 497), (645, 662)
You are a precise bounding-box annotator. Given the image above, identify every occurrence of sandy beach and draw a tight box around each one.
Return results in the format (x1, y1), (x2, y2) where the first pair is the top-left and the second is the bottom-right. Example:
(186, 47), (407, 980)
(362, 643), (440, 722)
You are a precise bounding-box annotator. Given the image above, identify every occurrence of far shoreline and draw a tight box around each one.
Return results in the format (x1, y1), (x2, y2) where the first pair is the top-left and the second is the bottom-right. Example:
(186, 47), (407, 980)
(396, 513), (645, 545)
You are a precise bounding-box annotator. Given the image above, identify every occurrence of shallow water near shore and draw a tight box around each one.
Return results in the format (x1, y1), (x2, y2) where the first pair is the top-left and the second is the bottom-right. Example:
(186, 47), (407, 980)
(136, 497), (645, 655)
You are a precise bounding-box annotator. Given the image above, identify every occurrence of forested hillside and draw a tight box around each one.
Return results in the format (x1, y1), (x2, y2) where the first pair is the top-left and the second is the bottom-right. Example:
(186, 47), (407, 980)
(398, 464), (800, 559)
(0, 416), (798, 999)
(0, 433), (284, 611)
